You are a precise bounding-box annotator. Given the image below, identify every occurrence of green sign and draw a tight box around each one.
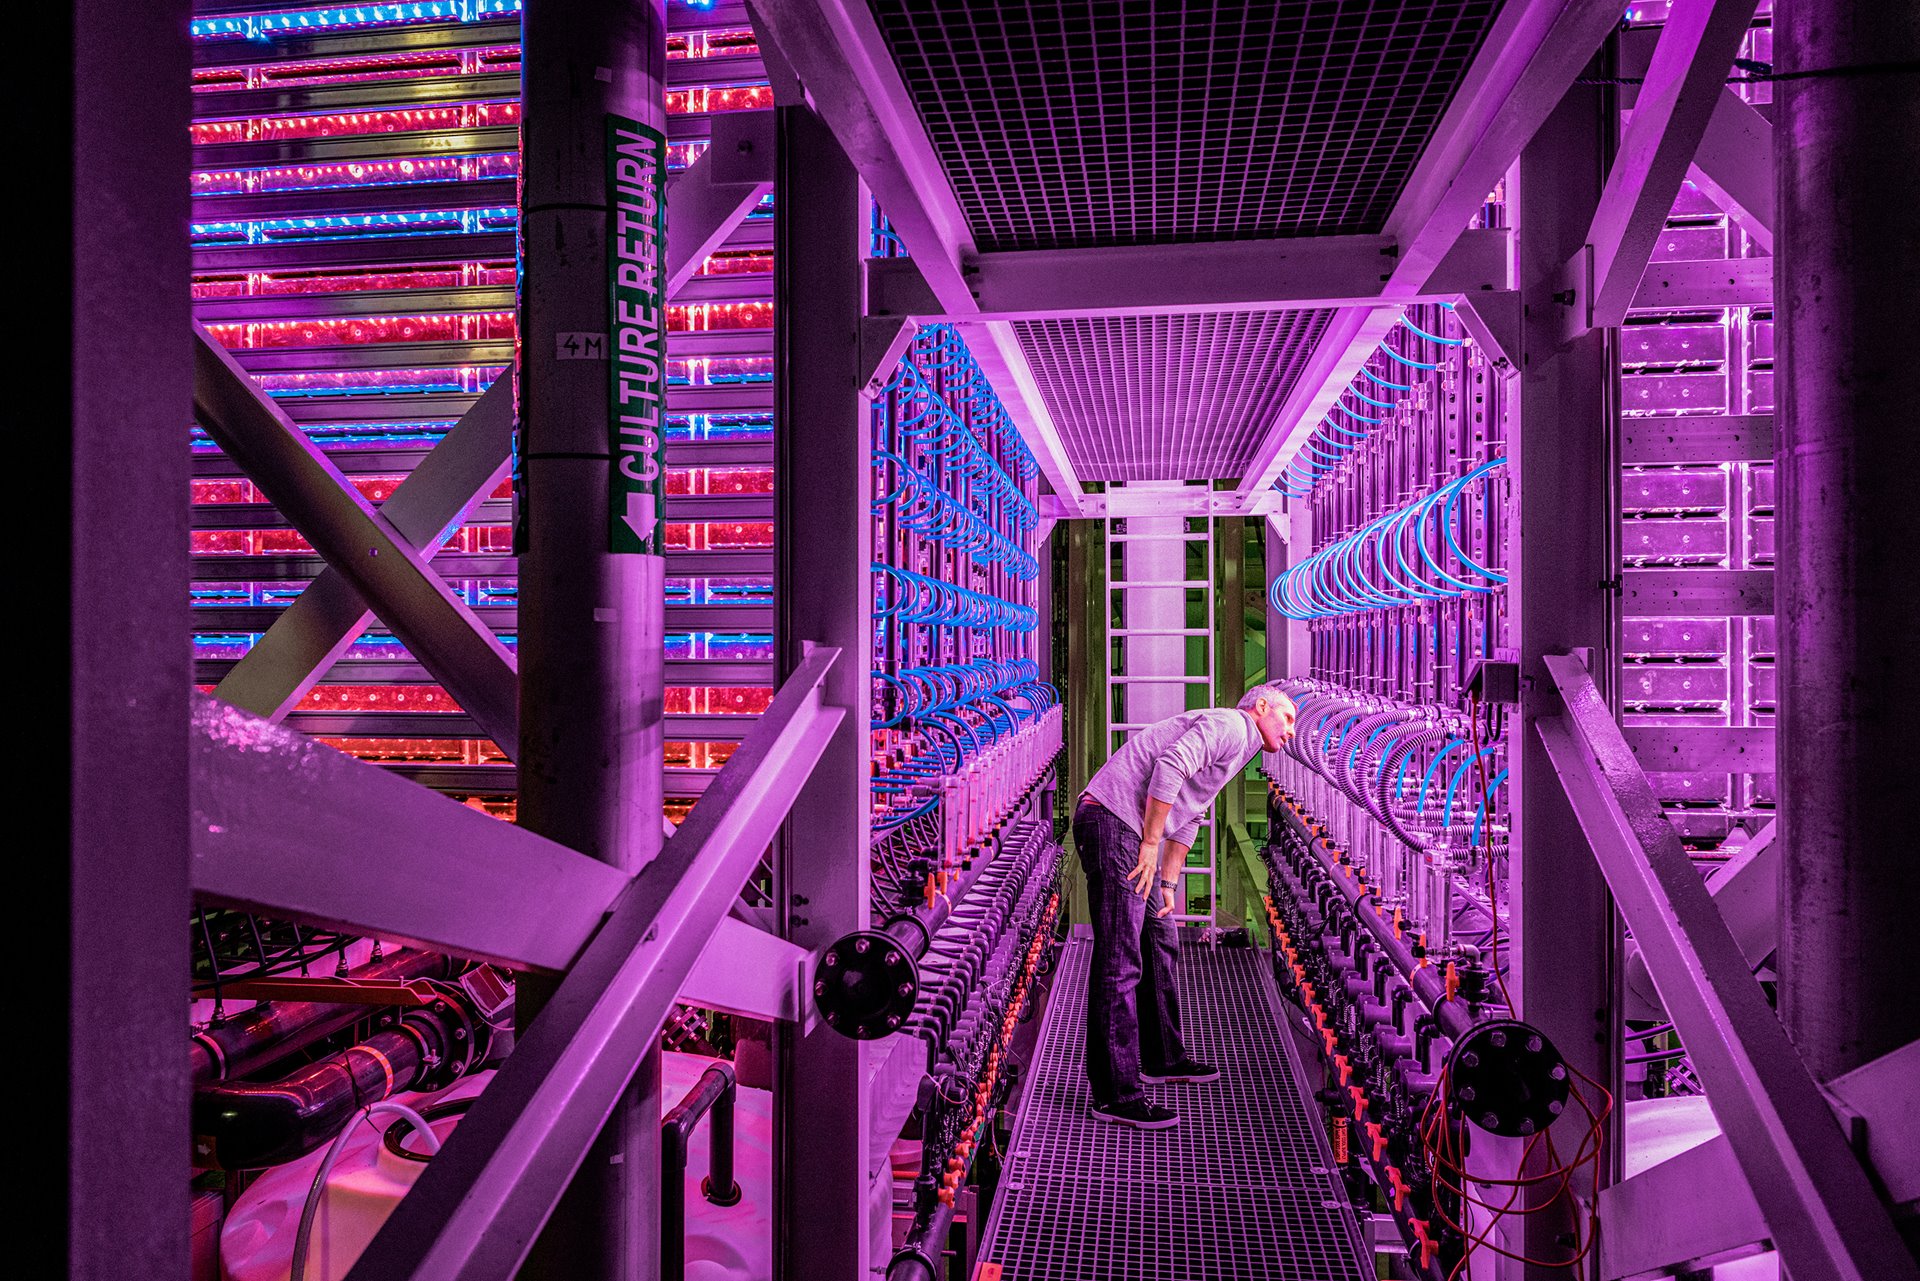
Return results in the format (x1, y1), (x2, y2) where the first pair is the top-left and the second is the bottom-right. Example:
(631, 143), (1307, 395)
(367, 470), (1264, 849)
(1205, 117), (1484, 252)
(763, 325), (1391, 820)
(607, 113), (668, 554)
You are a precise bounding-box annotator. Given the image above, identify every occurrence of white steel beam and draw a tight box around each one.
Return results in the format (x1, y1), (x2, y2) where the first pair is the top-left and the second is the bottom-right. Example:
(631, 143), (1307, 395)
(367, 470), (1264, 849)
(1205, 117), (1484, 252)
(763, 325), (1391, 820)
(1689, 87), (1775, 251)
(1043, 487), (1281, 521)
(1562, 0), (1762, 336)
(194, 691), (811, 1015)
(1538, 653), (1920, 1281)
(1826, 1037), (1920, 1209)
(193, 325), (522, 754)
(1598, 1133), (1769, 1279)
(929, 229), (1509, 323)
(744, 0), (1087, 513)
(347, 645), (844, 1281)
(1235, 0), (1630, 508)
(191, 693), (618, 973)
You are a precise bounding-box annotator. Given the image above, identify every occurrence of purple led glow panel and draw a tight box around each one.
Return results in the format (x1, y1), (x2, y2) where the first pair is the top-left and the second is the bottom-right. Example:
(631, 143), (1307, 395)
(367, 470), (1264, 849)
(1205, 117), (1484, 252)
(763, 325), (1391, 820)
(193, 44), (521, 93)
(253, 365), (505, 397)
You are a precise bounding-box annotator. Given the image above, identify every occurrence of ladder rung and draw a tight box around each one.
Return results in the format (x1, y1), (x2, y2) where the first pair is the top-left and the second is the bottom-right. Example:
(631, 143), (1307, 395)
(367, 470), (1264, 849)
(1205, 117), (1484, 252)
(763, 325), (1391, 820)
(1106, 533), (1209, 544)
(1110, 580), (1209, 589)
(1111, 627), (1211, 636)
(1110, 675), (1210, 684)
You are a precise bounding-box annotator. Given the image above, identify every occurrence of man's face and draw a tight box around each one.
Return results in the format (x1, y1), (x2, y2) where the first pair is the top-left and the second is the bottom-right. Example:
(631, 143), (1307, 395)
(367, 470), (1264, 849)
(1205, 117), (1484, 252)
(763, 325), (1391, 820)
(1251, 696), (1298, 752)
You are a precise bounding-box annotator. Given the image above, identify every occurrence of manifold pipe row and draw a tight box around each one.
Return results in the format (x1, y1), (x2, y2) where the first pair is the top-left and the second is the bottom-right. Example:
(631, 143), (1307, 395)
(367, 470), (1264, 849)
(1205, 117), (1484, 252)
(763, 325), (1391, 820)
(902, 822), (1062, 1058)
(1268, 794), (1482, 1045)
(888, 855), (1063, 1281)
(1275, 682), (1506, 948)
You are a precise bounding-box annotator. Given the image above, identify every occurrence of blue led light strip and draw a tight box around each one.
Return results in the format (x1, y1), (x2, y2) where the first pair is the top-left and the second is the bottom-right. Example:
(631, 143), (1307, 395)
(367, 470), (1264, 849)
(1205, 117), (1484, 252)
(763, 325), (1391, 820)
(192, 0), (521, 41)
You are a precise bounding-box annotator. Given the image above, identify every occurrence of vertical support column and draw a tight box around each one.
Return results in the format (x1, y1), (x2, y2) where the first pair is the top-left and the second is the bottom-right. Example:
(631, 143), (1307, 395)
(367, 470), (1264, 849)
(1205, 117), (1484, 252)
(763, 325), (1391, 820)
(1265, 518), (1289, 681)
(1064, 519), (1107, 804)
(517, 2), (667, 1276)
(1774, 0), (1920, 1080)
(774, 102), (874, 1280)
(68, 1), (190, 1277)
(1218, 513), (1248, 828)
(1508, 79), (1621, 1273)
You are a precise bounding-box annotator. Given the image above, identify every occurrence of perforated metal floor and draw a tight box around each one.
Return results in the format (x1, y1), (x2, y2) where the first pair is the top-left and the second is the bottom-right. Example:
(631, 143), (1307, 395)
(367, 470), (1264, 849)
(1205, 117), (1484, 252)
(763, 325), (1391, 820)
(978, 932), (1371, 1280)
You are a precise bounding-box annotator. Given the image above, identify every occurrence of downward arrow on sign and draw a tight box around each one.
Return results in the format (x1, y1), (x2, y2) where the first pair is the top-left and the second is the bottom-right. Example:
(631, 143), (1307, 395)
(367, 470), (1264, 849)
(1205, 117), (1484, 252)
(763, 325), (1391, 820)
(621, 490), (657, 545)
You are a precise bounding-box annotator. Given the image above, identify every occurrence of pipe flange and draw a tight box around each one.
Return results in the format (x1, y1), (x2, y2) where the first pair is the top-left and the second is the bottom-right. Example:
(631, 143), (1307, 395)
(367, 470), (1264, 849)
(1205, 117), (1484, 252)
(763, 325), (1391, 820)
(1446, 1018), (1571, 1137)
(815, 931), (919, 1039)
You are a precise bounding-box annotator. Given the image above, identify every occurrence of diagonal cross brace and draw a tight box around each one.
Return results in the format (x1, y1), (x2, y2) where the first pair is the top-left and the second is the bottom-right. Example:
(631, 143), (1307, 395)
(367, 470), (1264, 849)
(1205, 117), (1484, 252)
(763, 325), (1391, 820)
(213, 375), (514, 724)
(204, 146), (772, 740)
(346, 646), (845, 1281)
(1536, 653), (1919, 1281)
(194, 324), (521, 753)
(1565, 0), (1762, 335)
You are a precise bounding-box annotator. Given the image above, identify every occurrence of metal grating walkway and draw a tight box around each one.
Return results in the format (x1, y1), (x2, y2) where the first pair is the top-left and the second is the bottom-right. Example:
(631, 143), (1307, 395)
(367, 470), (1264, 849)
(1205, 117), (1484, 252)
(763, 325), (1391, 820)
(978, 931), (1371, 1281)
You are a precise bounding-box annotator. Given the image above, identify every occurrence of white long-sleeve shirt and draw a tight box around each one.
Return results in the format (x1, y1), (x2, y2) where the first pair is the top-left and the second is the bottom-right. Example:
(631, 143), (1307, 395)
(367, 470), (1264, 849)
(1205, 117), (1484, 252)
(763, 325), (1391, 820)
(1082, 707), (1263, 847)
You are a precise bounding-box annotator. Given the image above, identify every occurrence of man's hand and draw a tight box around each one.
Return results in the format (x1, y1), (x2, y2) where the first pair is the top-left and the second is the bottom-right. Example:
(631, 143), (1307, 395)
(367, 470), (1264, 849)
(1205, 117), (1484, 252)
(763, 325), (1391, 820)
(1128, 839), (1160, 898)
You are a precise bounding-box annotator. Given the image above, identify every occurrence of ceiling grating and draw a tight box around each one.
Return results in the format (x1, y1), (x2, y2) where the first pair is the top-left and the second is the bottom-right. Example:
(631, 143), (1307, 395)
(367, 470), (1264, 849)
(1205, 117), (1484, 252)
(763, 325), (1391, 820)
(869, 0), (1504, 252)
(1013, 309), (1334, 481)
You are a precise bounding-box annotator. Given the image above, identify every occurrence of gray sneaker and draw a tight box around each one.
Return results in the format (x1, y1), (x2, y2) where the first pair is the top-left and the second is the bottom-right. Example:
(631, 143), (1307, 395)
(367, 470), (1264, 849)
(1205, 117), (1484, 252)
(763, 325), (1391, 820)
(1091, 1098), (1179, 1129)
(1141, 1058), (1221, 1084)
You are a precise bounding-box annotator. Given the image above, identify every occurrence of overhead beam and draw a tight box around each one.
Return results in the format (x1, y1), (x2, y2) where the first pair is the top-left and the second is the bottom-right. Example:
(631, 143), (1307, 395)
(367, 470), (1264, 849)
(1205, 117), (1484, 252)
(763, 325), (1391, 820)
(193, 325), (521, 755)
(348, 646), (844, 1281)
(213, 376), (514, 722)
(1689, 88), (1774, 252)
(1041, 487), (1282, 520)
(745, 0), (1086, 513)
(1562, 0), (1762, 336)
(1235, 0), (1630, 508)
(904, 229), (1510, 323)
(1233, 306), (1401, 502)
(1537, 653), (1920, 1281)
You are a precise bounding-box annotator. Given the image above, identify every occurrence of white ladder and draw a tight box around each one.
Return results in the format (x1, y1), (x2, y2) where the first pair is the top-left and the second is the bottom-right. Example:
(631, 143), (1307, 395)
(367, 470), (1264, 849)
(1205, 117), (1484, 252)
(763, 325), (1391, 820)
(1105, 487), (1218, 930)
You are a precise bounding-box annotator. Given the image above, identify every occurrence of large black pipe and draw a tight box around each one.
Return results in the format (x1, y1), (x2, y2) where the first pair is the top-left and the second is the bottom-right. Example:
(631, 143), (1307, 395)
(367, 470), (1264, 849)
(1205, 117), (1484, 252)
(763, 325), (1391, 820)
(886, 1197), (956, 1281)
(191, 995), (487, 1169)
(190, 948), (454, 1085)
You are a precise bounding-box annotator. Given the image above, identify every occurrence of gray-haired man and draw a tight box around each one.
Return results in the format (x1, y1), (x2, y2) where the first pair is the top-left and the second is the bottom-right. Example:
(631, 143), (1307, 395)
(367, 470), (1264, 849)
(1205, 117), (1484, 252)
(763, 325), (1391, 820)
(1073, 684), (1298, 1128)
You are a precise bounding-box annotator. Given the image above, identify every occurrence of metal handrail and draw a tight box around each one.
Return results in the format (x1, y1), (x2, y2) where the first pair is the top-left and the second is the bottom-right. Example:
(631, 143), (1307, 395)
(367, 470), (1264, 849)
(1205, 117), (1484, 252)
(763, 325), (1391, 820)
(662, 1063), (743, 1281)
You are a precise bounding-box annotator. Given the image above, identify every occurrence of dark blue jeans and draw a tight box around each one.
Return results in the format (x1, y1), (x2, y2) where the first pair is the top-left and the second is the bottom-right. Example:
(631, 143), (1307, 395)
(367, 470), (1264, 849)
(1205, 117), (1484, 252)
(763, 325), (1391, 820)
(1074, 797), (1186, 1106)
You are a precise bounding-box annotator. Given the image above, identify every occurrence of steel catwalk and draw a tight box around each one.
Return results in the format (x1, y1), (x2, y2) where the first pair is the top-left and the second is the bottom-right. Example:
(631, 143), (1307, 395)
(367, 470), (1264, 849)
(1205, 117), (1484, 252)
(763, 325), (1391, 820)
(978, 932), (1370, 1281)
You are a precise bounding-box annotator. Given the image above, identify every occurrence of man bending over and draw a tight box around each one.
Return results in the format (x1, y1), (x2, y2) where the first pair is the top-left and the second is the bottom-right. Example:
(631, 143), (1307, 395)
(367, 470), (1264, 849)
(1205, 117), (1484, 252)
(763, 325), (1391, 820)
(1073, 684), (1298, 1129)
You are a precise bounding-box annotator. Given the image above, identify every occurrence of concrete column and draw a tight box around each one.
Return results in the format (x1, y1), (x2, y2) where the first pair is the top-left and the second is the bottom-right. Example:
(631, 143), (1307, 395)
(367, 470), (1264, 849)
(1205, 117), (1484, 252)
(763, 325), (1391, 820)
(1507, 79), (1622, 1275)
(516, 0), (667, 1274)
(772, 103), (875, 1279)
(69, 1), (191, 1277)
(1774, 0), (1920, 1080)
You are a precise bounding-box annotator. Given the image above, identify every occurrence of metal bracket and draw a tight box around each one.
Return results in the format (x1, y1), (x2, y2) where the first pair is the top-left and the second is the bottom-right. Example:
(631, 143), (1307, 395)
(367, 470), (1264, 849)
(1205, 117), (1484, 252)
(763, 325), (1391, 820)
(1452, 290), (1522, 377)
(1552, 243), (1596, 344)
